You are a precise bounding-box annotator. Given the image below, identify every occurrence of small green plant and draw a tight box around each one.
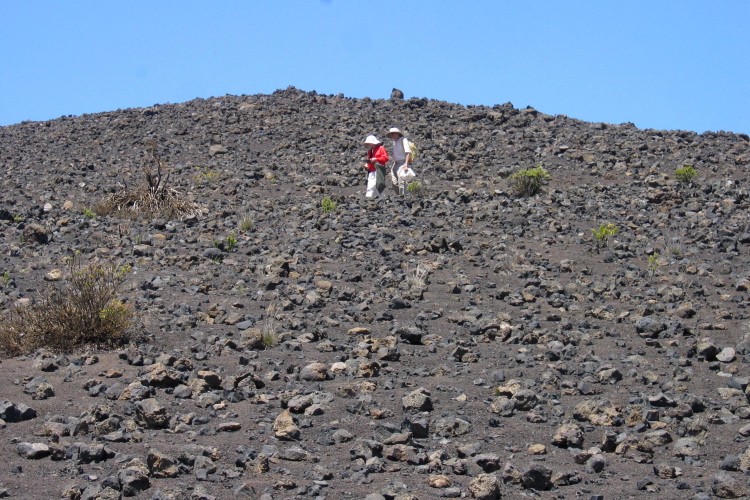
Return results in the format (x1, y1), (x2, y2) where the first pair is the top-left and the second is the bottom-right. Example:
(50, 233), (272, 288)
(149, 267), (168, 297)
(12, 215), (22, 223)
(115, 264), (132, 279)
(197, 168), (220, 184)
(225, 231), (238, 252)
(83, 208), (97, 219)
(406, 180), (423, 197)
(648, 252), (661, 281)
(261, 331), (277, 348)
(321, 196), (338, 213)
(508, 165), (551, 197)
(675, 165), (697, 185)
(213, 232), (238, 253)
(2, 271), (9, 284)
(592, 223), (619, 249)
(134, 235), (142, 245)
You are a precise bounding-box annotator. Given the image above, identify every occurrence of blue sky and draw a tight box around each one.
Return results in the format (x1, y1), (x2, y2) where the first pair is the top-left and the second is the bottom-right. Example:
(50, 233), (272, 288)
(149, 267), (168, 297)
(1, 1), (748, 133)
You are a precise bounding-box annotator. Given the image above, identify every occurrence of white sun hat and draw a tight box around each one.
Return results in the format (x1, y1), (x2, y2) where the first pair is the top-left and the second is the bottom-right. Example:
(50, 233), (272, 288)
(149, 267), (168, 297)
(363, 135), (382, 145)
(386, 127), (405, 138)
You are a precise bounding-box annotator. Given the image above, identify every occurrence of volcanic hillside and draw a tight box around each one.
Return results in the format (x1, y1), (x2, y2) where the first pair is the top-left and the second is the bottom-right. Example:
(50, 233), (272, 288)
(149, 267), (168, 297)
(0, 86), (749, 499)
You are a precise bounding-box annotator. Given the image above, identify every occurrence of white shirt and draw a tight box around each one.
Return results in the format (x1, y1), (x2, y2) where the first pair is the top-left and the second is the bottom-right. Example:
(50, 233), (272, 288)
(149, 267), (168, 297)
(393, 137), (412, 162)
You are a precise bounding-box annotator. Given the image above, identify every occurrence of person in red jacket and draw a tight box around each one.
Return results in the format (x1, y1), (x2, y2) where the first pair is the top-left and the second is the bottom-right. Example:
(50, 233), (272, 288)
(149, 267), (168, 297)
(363, 135), (388, 198)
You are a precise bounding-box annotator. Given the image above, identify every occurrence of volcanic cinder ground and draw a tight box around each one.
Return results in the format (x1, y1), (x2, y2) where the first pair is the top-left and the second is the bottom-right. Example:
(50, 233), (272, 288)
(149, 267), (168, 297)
(0, 86), (749, 500)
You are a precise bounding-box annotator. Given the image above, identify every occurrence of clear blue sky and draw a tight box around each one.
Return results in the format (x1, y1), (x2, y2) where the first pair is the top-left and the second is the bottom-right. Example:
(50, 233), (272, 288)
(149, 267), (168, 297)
(1, 1), (748, 134)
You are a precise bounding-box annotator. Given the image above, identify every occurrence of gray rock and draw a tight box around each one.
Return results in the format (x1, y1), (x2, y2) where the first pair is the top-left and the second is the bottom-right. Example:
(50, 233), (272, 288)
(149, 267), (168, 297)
(16, 442), (50, 459)
(134, 398), (170, 429)
(712, 471), (746, 498)
(0, 400), (36, 422)
(401, 387), (433, 413)
(299, 362), (330, 381)
(147, 448), (180, 478)
(586, 454), (607, 473)
(721, 454), (741, 471)
(118, 466), (150, 496)
(521, 464), (553, 490)
(468, 473), (500, 499)
(552, 423), (584, 448)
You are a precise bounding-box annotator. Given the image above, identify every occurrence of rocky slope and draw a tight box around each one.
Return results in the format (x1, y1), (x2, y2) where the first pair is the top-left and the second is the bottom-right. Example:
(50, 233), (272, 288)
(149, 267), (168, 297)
(0, 86), (749, 499)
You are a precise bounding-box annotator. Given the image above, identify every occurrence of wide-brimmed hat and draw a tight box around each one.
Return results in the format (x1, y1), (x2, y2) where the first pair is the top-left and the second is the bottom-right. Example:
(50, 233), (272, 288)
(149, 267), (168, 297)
(386, 127), (405, 138)
(363, 135), (382, 145)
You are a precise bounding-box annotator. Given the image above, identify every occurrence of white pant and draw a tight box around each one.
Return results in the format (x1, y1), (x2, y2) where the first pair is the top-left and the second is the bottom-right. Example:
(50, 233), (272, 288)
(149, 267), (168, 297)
(365, 171), (380, 198)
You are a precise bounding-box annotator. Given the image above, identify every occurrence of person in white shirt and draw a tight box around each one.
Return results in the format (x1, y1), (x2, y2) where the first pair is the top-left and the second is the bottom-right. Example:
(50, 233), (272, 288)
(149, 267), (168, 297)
(386, 127), (413, 196)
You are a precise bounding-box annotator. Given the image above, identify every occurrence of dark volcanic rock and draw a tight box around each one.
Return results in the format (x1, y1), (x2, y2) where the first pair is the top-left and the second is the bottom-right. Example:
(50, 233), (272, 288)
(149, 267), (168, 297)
(0, 86), (748, 499)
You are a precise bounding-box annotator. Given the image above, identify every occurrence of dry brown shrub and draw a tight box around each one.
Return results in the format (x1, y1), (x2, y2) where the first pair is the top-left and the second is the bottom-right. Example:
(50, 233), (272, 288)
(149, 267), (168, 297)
(94, 140), (202, 220)
(0, 258), (133, 356)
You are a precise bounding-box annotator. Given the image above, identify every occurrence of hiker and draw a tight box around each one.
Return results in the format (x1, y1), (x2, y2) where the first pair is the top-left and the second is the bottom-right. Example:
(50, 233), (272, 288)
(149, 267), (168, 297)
(363, 135), (388, 198)
(386, 127), (413, 195)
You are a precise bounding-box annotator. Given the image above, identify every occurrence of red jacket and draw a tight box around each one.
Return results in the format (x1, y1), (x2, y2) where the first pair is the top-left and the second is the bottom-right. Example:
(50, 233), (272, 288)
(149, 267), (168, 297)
(366, 145), (388, 172)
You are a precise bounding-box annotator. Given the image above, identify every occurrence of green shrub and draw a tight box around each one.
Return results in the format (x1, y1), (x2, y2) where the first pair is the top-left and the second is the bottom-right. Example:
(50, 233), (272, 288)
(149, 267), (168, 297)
(648, 252), (662, 281)
(0, 258), (133, 355)
(225, 231), (238, 252)
(592, 223), (618, 248)
(406, 180), (423, 197)
(508, 166), (551, 197)
(82, 207), (97, 219)
(196, 168), (220, 184)
(321, 196), (338, 213)
(675, 165), (697, 185)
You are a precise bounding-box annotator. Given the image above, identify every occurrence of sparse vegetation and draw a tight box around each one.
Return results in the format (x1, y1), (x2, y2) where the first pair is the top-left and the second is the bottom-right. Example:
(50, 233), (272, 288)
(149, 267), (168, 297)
(321, 196), (338, 213)
(261, 303), (277, 349)
(406, 180), (424, 197)
(592, 223), (618, 249)
(212, 231), (238, 252)
(196, 168), (220, 184)
(493, 249), (529, 274)
(0, 257), (133, 355)
(648, 252), (662, 281)
(82, 207), (97, 219)
(239, 213), (254, 232)
(225, 231), (238, 252)
(405, 263), (430, 289)
(94, 140), (202, 220)
(675, 165), (698, 185)
(508, 165), (551, 197)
